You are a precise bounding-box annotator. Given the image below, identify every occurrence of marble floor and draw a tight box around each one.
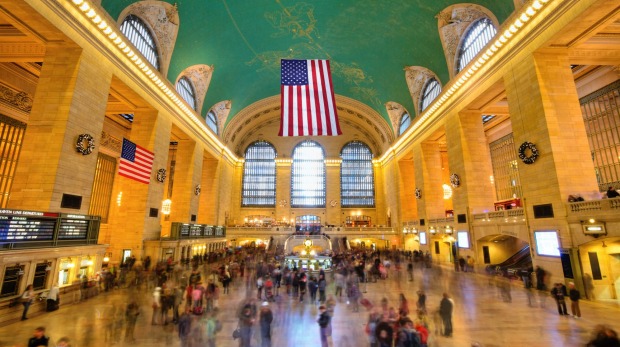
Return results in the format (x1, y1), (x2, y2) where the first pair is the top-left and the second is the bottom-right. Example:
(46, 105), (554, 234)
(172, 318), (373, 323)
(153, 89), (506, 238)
(1, 264), (619, 347)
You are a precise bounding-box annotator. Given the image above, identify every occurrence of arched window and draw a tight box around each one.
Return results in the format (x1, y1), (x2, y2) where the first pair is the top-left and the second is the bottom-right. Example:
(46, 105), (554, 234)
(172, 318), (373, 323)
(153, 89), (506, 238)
(420, 78), (442, 112)
(176, 77), (197, 111)
(456, 18), (497, 73)
(398, 113), (411, 136)
(120, 14), (160, 70)
(340, 141), (375, 207)
(242, 141), (277, 207)
(206, 110), (218, 134)
(291, 141), (325, 207)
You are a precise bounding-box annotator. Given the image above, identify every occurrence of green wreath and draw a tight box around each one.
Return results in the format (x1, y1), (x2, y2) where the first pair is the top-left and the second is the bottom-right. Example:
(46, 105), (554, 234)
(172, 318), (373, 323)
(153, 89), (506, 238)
(76, 133), (95, 155)
(518, 141), (539, 165)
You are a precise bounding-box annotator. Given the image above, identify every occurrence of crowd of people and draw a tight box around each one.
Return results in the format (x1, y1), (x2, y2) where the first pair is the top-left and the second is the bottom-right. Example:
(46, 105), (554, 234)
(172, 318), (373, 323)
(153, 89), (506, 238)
(11, 245), (620, 347)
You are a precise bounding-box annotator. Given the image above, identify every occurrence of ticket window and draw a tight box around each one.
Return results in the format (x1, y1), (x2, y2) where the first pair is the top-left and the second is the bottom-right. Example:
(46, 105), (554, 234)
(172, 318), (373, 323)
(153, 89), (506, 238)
(58, 259), (74, 286)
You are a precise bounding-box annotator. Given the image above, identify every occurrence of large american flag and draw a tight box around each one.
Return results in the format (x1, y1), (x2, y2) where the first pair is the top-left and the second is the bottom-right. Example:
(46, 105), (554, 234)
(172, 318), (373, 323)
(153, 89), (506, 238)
(279, 59), (342, 136)
(118, 138), (154, 184)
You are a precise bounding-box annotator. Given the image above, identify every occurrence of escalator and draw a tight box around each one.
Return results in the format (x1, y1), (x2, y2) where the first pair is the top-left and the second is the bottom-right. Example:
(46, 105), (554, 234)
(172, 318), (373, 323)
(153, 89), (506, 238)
(485, 245), (532, 278)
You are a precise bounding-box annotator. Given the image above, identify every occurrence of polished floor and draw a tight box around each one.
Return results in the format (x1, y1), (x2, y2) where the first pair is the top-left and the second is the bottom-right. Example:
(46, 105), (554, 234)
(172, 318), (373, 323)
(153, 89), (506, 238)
(1, 263), (619, 347)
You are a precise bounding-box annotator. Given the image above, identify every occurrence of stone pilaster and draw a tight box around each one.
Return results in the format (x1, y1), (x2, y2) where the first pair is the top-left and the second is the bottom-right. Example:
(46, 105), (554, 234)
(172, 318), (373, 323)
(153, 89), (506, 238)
(168, 139), (203, 223)
(107, 108), (171, 261)
(9, 44), (111, 212)
(445, 110), (495, 215)
(413, 142), (445, 220)
(198, 155), (223, 225)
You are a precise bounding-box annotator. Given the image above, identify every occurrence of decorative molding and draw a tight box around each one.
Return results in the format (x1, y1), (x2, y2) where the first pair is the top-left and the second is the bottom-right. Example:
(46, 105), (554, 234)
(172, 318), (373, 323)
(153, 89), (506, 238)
(436, 4), (498, 79)
(100, 131), (122, 154)
(176, 64), (213, 114)
(0, 82), (33, 112)
(385, 101), (406, 138)
(118, 1), (180, 76)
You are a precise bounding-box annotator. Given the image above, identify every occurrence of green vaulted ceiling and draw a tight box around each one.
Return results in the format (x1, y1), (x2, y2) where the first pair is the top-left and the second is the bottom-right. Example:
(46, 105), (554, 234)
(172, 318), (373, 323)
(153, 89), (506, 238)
(101, 0), (514, 129)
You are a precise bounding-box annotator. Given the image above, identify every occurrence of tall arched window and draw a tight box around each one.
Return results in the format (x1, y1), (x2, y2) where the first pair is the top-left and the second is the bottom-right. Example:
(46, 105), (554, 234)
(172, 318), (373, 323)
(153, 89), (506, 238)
(242, 141), (277, 207)
(456, 18), (497, 73)
(340, 141), (375, 207)
(206, 110), (218, 134)
(176, 77), (197, 111)
(291, 141), (325, 207)
(420, 78), (442, 112)
(399, 113), (411, 136)
(120, 15), (160, 70)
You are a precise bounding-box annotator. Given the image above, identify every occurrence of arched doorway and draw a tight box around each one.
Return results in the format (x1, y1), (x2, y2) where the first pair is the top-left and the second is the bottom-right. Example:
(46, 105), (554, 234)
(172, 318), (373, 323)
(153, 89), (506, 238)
(476, 234), (531, 278)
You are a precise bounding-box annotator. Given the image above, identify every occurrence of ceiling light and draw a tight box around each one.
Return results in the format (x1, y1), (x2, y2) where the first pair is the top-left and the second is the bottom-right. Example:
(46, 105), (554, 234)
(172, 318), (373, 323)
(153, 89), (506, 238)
(79, 3), (90, 12)
(532, 1), (543, 10)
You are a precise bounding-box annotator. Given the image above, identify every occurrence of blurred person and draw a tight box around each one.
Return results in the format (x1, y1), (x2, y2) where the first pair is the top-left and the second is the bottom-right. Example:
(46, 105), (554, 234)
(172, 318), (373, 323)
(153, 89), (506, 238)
(152, 287), (162, 325)
(204, 309), (221, 347)
(125, 301), (140, 342)
(416, 290), (426, 314)
(586, 325), (620, 347)
(27, 326), (49, 347)
(317, 305), (331, 347)
(55, 337), (71, 347)
(21, 284), (35, 321)
(238, 299), (257, 347)
(439, 293), (453, 337)
(414, 321), (429, 347)
(259, 301), (273, 347)
(399, 293), (410, 317)
(47, 283), (60, 312)
(568, 282), (581, 318)
(395, 318), (421, 347)
(177, 307), (192, 347)
(551, 282), (569, 316)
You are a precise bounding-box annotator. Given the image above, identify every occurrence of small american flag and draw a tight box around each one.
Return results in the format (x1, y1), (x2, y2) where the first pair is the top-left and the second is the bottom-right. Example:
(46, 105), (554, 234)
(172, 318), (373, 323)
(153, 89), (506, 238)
(118, 138), (154, 184)
(279, 59), (342, 136)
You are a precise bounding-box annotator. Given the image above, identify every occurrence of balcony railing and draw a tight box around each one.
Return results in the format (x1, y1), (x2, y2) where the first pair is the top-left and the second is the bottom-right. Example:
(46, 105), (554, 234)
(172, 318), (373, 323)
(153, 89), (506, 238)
(567, 198), (620, 214)
(472, 208), (525, 222)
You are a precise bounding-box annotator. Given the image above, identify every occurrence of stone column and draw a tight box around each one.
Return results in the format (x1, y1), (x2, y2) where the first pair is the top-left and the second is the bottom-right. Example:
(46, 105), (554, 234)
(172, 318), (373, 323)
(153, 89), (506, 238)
(504, 51), (598, 279)
(168, 139), (203, 223)
(325, 161), (341, 226)
(275, 160), (292, 225)
(107, 108), (171, 261)
(199, 155), (224, 225)
(445, 110), (495, 215)
(413, 142), (445, 220)
(9, 45), (111, 212)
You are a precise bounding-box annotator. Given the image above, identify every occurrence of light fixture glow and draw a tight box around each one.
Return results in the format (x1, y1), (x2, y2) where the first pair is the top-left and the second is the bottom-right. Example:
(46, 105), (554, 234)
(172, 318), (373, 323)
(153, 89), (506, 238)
(443, 184), (453, 200)
(162, 199), (172, 215)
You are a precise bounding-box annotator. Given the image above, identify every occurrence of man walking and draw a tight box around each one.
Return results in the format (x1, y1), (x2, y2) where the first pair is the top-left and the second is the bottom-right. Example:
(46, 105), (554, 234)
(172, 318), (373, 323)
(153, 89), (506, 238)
(439, 293), (453, 337)
(568, 282), (581, 318)
(317, 305), (331, 347)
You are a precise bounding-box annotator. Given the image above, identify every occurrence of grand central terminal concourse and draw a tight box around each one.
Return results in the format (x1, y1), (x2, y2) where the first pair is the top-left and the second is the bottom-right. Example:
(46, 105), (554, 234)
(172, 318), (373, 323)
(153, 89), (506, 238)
(0, 0), (619, 346)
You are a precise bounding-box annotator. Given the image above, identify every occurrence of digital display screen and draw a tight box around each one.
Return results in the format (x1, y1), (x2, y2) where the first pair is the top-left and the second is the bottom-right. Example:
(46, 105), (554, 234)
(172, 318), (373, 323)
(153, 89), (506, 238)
(419, 232), (427, 245)
(180, 224), (190, 237)
(58, 218), (89, 239)
(457, 231), (470, 248)
(204, 226), (214, 236)
(0, 215), (56, 241)
(189, 224), (203, 237)
(534, 231), (560, 257)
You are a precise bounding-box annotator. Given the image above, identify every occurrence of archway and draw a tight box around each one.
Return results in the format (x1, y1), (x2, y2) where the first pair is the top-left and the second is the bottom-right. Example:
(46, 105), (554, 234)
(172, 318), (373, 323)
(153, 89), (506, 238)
(477, 234), (531, 278)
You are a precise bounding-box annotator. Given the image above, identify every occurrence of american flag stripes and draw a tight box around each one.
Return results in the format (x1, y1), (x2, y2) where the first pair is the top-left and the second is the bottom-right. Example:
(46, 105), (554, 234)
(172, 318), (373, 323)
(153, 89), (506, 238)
(118, 138), (154, 184)
(279, 59), (342, 136)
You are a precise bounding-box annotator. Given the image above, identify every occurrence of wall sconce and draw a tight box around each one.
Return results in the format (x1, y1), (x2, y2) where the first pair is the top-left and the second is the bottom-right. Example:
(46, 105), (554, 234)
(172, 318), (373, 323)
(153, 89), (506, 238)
(116, 191), (122, 207)
(67, 257), (75, 268)
(412, 228), (418, 234)
(445, 226), (453, 234)
(86, 256), (94, 266)
(162, 199), (172, 215)
(403, 227), (409, 234)
(429, 226), (437, 234)
(442, 184), (453, 200)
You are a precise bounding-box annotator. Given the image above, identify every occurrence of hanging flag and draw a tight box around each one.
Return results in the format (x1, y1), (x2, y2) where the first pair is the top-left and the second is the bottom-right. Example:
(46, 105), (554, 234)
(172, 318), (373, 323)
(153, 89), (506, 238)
(118, 138), (154, 184)
(279, 59), (342, 136)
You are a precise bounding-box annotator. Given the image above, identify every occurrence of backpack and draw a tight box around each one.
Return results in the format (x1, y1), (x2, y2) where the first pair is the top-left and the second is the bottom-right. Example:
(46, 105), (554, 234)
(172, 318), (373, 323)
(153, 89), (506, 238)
(402, 330), (421, 347)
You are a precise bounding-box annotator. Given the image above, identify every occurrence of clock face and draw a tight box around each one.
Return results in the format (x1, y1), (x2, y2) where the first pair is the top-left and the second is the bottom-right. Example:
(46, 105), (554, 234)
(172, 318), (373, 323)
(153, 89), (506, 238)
(304, 239), (312, 247)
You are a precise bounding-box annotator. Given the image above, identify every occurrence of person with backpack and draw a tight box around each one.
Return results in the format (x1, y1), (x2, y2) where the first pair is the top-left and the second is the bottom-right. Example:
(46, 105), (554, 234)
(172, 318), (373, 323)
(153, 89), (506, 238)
(396, 318), (422, 347)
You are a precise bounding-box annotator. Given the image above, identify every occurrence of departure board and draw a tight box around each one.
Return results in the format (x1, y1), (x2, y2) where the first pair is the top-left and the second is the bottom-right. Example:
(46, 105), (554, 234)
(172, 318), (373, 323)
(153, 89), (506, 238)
(0, 215), (57, 241)
(204, 226), (214, 236)
(189, 224), (203, 237)
(179, 224), (190, 237)
(58, 217), (89, 239)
